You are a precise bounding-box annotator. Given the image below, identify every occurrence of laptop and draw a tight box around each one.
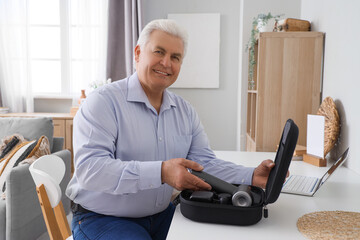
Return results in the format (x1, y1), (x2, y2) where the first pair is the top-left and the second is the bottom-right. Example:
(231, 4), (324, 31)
(281, 148), (349, 196)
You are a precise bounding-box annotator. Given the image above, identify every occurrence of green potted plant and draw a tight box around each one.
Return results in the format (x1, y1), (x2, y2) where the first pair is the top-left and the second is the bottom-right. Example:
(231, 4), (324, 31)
(246, 12), (283, 89)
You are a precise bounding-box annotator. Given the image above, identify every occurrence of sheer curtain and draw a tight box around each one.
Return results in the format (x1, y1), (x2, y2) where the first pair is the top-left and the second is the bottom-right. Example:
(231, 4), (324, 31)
(0, 0), (33, 113)
(70, 0), (109, 94)
(0, 0), (108, 113)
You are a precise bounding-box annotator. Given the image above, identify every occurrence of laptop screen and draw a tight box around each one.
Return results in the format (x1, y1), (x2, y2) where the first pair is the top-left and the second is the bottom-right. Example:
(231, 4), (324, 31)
(319, 148), (349, 187)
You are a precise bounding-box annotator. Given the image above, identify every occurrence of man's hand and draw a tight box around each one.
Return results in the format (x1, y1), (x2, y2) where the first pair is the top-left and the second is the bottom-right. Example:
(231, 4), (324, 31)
(252, 160), (290, 188)
(251, 160), (276, 188)
(161, 158), (212, 191)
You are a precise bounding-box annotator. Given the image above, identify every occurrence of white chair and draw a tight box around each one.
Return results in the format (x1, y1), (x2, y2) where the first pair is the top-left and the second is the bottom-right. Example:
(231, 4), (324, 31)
(29, 155), (73, 240)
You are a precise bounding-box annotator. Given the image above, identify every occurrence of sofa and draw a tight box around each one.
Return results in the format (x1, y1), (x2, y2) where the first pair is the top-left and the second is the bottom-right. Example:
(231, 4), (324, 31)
(0, 117), (71, 240)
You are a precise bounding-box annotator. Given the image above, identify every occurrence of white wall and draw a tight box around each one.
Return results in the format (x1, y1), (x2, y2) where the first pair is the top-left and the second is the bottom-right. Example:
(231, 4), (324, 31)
(301, 0), (360, 174)
(141, 0), (242, 150)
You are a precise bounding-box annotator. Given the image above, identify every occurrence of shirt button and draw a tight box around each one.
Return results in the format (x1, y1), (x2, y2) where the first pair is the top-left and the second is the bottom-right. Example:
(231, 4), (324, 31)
(159, 137), (162, 141)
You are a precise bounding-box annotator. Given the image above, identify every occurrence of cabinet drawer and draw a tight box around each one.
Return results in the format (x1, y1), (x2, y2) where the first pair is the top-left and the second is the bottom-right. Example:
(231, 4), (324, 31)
(53, 119), (66, 138)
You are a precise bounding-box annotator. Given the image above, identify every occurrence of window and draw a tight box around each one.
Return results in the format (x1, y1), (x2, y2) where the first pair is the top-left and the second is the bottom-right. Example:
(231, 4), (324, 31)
(28, 0), (108, 96)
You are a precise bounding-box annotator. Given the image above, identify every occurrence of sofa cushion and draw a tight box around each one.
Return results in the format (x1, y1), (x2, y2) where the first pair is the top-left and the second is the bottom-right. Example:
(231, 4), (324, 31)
(0, 135), (51, 194)
(0, 135), (25, 159)
(0, 117), (53, 151)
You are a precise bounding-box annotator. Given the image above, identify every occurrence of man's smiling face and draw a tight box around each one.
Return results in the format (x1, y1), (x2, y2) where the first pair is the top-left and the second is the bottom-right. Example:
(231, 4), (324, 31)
(135, 30), (184, 93)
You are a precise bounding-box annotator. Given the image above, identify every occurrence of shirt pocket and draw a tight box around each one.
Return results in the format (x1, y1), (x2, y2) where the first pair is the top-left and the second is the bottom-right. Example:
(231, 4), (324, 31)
(171, 135), (192, 159)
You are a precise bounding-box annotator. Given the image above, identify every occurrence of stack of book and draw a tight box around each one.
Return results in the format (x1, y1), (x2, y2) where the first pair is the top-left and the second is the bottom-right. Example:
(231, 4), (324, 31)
(0, 107), (9, 114)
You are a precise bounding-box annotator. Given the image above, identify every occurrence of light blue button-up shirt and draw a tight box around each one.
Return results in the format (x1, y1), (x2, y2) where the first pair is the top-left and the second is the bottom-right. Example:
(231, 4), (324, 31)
(66, 72), (255, 218)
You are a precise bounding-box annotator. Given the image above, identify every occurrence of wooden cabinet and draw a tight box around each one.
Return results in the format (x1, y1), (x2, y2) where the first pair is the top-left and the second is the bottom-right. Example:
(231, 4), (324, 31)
(0, 113), (74, 171)
(65, 119), (74, 160)
(246, 32), (324, 152)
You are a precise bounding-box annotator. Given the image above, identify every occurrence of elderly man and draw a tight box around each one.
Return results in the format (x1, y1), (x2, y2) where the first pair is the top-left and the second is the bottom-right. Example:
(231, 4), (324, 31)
(66, 19), (275, 240)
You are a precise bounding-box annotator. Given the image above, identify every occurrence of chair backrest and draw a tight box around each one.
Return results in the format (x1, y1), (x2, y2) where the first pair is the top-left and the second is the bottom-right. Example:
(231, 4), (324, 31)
(29, 155), (72, 240)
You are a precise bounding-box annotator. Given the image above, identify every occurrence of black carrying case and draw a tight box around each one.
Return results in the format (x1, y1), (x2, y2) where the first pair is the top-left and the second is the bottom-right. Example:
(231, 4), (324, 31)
(179, 119), (299, 226)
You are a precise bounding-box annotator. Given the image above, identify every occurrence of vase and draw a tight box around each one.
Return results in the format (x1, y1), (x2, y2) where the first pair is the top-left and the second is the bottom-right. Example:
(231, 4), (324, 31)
(78, 89), (86, 105)
(257, 18), (276, 32)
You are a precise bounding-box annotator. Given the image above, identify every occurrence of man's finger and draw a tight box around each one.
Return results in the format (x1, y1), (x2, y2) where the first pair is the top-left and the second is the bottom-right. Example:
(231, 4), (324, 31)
(268, 162), (275, 169)
(263, 159), (275, 169)
(182, 159), (204, 172)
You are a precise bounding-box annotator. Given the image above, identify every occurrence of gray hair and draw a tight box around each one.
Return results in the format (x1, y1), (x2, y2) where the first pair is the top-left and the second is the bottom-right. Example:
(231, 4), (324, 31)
(137, 19), (188, 56)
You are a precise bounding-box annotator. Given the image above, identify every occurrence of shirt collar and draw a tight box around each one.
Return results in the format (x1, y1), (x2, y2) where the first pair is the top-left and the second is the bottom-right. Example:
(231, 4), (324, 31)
(161, 89), (177, 111)
(127, 72), (177, 112)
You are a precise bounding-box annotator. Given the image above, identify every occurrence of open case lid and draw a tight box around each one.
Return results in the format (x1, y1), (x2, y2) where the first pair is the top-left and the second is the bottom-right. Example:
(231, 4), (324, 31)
(264, 119), (299, 205)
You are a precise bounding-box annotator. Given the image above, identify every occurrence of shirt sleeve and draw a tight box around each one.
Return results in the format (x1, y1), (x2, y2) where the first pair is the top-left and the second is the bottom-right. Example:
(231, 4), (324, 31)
(186, 105), (255, 185)
(73, 91), (162, 195)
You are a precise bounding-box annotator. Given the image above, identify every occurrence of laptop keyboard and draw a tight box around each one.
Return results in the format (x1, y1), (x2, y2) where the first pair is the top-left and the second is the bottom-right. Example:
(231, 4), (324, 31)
(283, 175), (319, 193)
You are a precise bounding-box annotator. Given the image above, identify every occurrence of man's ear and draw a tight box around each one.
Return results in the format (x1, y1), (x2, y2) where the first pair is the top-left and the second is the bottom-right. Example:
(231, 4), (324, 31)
(134, 45), (141, 62)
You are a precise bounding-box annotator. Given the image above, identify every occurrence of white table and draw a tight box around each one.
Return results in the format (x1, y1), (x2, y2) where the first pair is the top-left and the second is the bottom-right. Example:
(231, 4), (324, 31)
(167, 151), (360, 240)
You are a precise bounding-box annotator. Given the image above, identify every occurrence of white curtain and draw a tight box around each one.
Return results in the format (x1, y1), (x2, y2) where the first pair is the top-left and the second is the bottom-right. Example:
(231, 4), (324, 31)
(70, 0), (109, 95)
(0, 0), (108, 112)
(0, 0), (33, 113)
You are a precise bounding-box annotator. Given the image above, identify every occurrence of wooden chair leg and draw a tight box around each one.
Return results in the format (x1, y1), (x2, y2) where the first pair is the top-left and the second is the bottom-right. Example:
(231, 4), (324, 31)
(36, 184), (63, 240)
(54, 201), (72, 239)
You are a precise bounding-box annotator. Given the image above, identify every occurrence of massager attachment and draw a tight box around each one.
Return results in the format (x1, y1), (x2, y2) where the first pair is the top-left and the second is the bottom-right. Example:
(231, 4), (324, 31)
(189, 170), (253, 207)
